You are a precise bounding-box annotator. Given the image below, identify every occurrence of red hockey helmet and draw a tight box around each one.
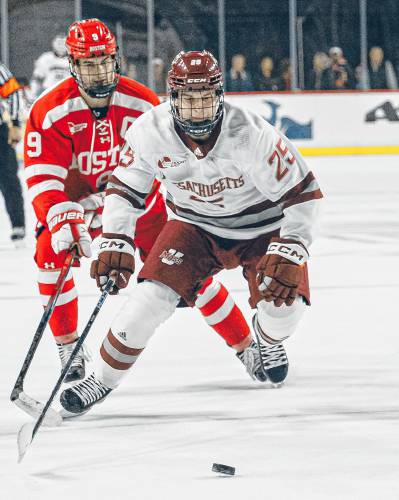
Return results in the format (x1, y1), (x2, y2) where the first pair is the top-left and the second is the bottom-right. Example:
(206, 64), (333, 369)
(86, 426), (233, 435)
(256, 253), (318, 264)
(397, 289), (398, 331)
(66, 18), (120, 98)
(168, 50), (224, 137)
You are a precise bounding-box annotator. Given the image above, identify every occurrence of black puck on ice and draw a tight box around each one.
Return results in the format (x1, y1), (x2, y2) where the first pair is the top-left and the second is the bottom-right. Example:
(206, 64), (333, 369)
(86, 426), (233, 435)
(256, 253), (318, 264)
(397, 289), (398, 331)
(212, 463), (235, 475)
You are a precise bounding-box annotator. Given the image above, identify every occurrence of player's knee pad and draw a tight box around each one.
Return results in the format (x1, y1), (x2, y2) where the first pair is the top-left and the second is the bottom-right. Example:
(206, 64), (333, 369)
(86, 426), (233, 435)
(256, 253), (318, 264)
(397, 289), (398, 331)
(256, 296), (306, 343)
(111, 280), (180, 348)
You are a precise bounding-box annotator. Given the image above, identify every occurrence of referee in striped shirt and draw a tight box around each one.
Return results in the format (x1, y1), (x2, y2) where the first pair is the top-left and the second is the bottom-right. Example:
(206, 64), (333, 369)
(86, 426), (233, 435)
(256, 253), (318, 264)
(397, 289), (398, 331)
(0, 61), (25, 244)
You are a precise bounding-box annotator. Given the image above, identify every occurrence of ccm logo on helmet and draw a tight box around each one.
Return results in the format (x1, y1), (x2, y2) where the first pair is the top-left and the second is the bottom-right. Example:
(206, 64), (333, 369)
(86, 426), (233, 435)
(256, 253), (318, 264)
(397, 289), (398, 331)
(100, 240), (126, 250)
(268, 243), (306, 262)
(187, 78), (207, 83)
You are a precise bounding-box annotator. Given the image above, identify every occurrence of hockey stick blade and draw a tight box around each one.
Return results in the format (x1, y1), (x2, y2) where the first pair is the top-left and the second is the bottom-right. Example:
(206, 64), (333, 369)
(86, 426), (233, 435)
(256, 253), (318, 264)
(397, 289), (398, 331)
(17, 422), (35, 463)
(11, 249), (77, 406)
(16, 278), (114, 462)
(14, 392), (62, 427)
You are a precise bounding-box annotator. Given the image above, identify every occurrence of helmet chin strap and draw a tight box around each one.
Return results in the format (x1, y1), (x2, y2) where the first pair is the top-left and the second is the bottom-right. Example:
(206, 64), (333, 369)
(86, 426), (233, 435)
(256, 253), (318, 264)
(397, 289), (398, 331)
(185, 121), (213, 138)
(175, 106), (223, 139)
(78, 87), (111, 110)
(187, 130), (211, 142)
(85, 84), (116, 99)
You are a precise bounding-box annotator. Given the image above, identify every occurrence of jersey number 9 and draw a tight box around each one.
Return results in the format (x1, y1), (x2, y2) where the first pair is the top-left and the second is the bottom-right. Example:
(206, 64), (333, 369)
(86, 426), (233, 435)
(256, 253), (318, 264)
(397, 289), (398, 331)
(26, 131), (42, 157)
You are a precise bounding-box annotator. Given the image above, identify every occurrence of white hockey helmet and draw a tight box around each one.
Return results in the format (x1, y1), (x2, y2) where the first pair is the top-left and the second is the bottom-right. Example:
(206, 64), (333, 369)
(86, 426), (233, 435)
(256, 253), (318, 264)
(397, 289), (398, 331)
(52, 35), (67, 57)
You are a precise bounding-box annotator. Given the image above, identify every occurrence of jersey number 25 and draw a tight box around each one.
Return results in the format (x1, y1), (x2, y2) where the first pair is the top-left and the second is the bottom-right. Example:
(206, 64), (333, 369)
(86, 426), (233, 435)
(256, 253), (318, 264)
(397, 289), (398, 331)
(267, 137), (295, 181)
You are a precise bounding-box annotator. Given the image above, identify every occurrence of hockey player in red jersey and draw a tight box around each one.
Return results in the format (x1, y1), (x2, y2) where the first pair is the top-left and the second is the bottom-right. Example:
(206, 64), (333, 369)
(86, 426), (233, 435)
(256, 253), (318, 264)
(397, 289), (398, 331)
(60, 51), (323, 416)
(24, 21), (253, 385)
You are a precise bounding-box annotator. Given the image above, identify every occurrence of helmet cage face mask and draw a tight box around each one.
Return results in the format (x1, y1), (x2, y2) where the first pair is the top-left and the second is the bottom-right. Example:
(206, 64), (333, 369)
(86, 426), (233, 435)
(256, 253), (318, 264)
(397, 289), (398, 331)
(69, 54), (120, 99)
(168, 50), (224, 138)
(170, 88), (224, 137)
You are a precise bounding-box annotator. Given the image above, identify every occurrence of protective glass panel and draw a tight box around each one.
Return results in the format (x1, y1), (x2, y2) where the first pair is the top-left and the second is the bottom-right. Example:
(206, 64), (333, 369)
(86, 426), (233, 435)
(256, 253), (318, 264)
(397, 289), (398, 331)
(298, 0), (360, 90)
(224, 0), (290, 92)
(152, 0), (219, 95)
(365, 0), (399, 90)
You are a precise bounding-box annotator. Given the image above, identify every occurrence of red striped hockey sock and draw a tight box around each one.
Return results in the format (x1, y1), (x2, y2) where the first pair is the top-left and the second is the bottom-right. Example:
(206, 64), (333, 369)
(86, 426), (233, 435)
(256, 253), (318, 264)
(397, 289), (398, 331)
(195, 277), (250, 347)
(37, 268), (78, 338)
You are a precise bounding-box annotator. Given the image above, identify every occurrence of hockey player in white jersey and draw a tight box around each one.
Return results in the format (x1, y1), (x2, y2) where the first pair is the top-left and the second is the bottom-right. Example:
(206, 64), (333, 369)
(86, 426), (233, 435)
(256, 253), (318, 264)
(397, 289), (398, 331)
(60, 50), (323, 415)
(29, 35), (69, 99)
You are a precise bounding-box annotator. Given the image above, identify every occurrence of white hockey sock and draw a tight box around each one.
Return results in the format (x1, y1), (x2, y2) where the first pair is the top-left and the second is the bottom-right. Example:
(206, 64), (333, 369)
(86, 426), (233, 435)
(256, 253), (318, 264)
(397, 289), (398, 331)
(95, 280), (180, 389)
(256, 296), (306, 344)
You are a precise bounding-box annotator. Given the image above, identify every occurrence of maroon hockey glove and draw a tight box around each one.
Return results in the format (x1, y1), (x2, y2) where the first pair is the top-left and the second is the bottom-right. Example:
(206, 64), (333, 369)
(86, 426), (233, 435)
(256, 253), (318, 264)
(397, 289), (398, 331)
(256, 238), (308, 307)
(90, 234), (135, 295)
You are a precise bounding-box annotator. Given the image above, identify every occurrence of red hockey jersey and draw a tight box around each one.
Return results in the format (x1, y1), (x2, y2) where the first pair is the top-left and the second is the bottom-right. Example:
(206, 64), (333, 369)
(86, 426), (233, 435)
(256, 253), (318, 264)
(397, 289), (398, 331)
(24, 76), (160, 224)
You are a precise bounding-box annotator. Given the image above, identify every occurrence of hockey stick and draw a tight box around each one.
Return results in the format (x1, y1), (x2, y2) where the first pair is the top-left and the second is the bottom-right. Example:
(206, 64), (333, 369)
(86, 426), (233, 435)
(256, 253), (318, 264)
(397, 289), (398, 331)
(17, 276), (115, 463)
(10, 248), (78, 425)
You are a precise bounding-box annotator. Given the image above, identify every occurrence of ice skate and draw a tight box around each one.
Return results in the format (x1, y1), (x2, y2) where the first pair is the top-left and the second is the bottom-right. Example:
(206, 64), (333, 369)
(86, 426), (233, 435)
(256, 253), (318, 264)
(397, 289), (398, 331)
(251, 315), (289, 384)
(57, 339), (90, 383)
(236, 340), (268, 382)
(60, 373), (112, 415)
(11, 227), (25, 248)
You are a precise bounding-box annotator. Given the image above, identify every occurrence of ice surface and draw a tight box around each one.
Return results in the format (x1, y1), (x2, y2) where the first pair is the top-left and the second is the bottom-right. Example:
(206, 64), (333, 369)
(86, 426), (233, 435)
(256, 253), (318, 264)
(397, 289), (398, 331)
(1, 156), (398, 499)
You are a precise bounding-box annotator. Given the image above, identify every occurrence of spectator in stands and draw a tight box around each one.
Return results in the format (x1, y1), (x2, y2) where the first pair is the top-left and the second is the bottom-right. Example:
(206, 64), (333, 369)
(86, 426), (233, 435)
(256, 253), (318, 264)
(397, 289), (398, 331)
(155, 17), (184, 71)
(308, 51), (330, 90)
(321, 46), (355, 90)
(29, 34), (69, 100)
(152, 58), (167, 94)
(274, 58), (292, 91)
(365, 46), (397, 89)
(225, 54), (254, 92)
(126, 61), (138, 81)
(255, 56), (278, 91)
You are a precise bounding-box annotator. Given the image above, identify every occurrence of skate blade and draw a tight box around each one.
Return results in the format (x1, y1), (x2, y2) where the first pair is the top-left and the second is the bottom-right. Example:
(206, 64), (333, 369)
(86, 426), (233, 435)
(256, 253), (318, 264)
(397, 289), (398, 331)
(14, 392), (62, 427)
(270, 381), (284, 389)
(17, 422), (34, 463)
(59, 407), (91, 419)
(13, 240), (26, 249)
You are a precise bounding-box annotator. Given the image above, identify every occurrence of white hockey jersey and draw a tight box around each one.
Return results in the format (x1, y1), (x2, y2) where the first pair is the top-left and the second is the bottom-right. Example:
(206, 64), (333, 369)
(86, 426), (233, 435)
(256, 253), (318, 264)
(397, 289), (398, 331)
(30, 51), (70, 97)
(103, 101), (323, 249)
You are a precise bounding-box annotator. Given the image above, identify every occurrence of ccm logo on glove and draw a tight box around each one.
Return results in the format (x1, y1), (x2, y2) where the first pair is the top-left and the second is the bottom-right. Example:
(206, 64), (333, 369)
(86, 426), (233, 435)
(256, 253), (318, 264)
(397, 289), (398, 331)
(100, 240), (126, 250)
(91, 235), (135, 295)
(256, 238), (308, 307)
(266, 242), (308, 265)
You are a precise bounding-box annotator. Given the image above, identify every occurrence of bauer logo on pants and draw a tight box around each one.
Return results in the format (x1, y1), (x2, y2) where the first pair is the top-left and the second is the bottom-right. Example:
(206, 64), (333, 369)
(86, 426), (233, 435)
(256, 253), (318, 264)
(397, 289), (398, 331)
(159, 249), (184, 266)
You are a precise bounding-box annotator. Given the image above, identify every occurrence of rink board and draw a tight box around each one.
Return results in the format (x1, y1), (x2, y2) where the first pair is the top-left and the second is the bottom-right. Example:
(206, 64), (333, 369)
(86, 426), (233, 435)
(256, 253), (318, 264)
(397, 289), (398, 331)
(226, 91), (399, 155)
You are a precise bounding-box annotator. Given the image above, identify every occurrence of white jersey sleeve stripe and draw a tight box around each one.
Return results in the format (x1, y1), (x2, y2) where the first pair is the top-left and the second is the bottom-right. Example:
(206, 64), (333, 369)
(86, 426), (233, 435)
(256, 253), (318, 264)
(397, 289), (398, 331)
(24, 164), (69, 180)
(42, 97), (87, 129)
(28, 180), (65, 202)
